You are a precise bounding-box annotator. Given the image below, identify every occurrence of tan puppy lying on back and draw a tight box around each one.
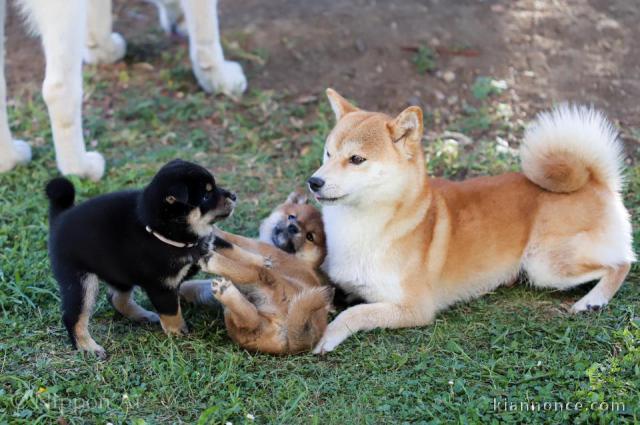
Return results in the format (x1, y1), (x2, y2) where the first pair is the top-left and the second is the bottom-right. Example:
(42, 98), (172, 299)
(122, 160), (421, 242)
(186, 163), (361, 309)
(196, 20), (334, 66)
(181, 192), (333, 354)
(308, 89), (634, 354)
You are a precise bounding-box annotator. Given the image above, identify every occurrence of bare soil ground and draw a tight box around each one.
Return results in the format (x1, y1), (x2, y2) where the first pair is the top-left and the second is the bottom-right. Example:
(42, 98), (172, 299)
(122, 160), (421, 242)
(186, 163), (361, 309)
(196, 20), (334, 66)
(5, 0), (640, 153)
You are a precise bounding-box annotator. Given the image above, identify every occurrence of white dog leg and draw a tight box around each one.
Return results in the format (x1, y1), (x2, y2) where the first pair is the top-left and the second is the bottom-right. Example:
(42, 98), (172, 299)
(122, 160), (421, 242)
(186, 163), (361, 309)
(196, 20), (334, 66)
(313, 302), (436, 354)
(0, 0), (31, 172)
(180, 0), (246, 96)
(26, 0), (105, 180)
(83, 0), (126, 64)
(150, 0), (187, 36)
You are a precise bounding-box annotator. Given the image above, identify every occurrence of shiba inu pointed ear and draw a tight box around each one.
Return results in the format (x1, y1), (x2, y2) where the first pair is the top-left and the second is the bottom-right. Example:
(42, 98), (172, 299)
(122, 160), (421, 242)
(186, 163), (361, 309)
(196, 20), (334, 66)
(286, 191), (308, 205)
(326, 88), (359, 120)
(388, 106), (424, 158)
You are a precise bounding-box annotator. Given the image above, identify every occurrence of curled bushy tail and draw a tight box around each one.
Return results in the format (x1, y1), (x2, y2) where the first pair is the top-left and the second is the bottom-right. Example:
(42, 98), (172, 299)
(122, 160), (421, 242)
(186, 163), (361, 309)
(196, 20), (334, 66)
(286, 286), (333, 353)
(521, 105), (624, 193)
(45, 177), (75, 221)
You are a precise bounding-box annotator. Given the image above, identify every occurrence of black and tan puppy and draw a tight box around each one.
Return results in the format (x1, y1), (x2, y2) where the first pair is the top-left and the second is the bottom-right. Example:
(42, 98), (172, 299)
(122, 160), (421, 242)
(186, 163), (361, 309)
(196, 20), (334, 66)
(46, 159), (235, 358)
(181, 192), (333, 354)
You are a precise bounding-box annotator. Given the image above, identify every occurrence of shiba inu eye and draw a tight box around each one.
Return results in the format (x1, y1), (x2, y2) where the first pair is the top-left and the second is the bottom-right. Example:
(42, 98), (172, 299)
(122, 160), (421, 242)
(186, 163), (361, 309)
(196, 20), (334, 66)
(288, 214), (296, 220)
(165, 195), (176, 204)
(306, 232), (315, 242)
(349, 155), (366, 165)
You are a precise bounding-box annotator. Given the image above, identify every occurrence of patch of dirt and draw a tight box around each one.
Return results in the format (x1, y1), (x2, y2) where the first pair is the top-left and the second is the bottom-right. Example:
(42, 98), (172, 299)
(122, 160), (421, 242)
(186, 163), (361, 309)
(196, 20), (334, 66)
(5, 0), (640, 152)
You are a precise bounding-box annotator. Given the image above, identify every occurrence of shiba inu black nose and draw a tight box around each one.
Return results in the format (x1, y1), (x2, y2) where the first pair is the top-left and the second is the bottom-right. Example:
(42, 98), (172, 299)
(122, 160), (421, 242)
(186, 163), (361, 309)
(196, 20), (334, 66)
(308, 177), (325, 192)
(222, 190), (236, 201)
(287, 224), (299, 234)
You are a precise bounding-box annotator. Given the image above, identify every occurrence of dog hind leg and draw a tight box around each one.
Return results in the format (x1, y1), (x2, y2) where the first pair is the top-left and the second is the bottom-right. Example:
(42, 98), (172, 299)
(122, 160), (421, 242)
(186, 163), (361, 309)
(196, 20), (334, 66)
(180, 0), (246, 96)
(211, 278), (261, 330)
(59, 272), (107, 358)
(0, 0), (31, 172)
(571, 263), (631, 312)
(83, 0), (126, 64)
(23, 0), (105, 180)
(108, 287), (160, 323)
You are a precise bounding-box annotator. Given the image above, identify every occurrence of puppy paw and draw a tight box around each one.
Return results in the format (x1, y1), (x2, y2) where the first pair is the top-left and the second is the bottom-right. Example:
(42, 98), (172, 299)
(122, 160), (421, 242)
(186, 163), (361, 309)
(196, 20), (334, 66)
(193, 59), (247, 97)
(76, 338), (108, 360)
(84, 32), (127, 64)
(0, 139), (32, 172)
(211, 278), (232, 298)
(140, 311), (161, 324)
(160, 314), (189, 336)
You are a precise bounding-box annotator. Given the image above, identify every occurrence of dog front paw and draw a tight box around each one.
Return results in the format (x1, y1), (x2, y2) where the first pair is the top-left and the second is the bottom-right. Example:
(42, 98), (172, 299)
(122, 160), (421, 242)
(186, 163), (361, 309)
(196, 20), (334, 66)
(160, 314), (189, 336)
(193, 59), (247, 97)
(211, 278), (232, 298)
(84, 32), (127, 64)
(58, 151), (106, 181)
(0, 139), (32, 172)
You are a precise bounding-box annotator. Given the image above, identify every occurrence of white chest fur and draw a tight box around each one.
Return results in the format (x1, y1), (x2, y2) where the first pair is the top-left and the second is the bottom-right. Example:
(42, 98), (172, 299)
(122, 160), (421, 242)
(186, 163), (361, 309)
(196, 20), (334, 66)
(321, 206), (405, 303)
(165, 263), (193, 289)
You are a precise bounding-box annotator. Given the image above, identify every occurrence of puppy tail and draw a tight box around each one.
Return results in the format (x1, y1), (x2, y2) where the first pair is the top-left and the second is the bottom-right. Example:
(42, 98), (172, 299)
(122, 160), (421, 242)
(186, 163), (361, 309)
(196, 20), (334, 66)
(521, 105), (624, 193)
(45, 177), (75, 221)
(286, 286), (333, 353)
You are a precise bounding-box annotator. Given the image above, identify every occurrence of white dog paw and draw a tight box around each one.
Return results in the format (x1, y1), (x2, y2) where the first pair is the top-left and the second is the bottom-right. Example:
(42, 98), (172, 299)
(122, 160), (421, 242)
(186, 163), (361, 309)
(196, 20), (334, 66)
(211, 278), (232, 297)
(84, 33), (127, 65)
(571, 293), (608, 313)
(59, 151), (106, 181)
(0, 139), (32, 172)
(83, 151), (106, 181)
(312, 329), (348, 355)
(193, 59), (247, 97)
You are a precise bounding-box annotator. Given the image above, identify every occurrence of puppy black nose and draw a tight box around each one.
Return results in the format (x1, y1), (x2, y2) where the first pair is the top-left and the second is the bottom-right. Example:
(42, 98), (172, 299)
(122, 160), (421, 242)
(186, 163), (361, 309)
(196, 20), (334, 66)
(308, 177), (325, 192)
(287, 224), (299, 234)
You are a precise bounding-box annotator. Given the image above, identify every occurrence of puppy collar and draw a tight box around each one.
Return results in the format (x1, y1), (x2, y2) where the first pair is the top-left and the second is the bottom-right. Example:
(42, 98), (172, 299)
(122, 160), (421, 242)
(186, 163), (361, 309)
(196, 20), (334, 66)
(145, 226), (196, 248)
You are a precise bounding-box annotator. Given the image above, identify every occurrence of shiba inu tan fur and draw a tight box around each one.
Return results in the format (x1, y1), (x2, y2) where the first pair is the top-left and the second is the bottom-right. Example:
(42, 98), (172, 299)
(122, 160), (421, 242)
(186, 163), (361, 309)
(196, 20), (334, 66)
(181, 193), (332, 354)
(309, 89), (634, 354)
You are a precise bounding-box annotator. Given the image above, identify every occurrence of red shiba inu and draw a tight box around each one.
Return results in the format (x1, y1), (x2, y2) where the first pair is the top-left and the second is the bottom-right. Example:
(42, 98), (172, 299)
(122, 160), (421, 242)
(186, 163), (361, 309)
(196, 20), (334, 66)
(308, 89), (634, 354)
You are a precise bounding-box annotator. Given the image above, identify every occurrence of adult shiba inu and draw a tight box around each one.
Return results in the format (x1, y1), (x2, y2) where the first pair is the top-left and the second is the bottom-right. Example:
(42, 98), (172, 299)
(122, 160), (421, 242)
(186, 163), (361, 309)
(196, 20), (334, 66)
(181, 192), (332, 354)
(308, 89), (635, 354)
(0, 0), (246, 180)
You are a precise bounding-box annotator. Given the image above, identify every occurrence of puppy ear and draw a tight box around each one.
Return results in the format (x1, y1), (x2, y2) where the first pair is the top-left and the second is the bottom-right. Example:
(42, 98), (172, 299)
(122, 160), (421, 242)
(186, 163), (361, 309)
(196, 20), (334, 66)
(326, 88), (359, 121)
(387, 106), (424, 158)
(165, 183), (188, 205)
(286, 191), (308, 205)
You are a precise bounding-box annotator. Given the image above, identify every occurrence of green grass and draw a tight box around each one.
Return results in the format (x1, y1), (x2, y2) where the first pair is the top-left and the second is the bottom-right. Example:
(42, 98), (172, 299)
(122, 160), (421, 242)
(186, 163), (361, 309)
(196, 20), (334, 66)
(1, 48), (639, 424)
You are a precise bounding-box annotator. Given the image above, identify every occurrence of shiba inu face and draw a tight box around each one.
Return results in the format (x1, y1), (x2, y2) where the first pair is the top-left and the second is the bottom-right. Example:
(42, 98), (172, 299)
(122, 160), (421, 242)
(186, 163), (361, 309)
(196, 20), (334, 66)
(259, 192), (326, 268)
(308, 89), (425, 207)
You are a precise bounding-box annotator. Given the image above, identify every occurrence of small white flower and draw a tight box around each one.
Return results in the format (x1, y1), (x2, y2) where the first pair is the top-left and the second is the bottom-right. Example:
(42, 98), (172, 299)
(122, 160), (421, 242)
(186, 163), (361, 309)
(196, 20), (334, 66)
(246, 413), (255, 420)
(448, 380), (454, 386)
(439, 139), (459, 158)
(491, 79), (508, 90)
(122, 394), (129, 400)
(537, 360), (542, 367)
(225, 422), (233, 425)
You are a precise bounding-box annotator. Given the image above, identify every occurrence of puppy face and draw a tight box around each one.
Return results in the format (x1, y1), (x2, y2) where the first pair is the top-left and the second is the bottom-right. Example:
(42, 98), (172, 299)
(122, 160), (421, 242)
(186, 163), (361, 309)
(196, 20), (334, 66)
(141, 159), (236, 239)
(308, 89), (425, 207)
(259, 192), (326, 267)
